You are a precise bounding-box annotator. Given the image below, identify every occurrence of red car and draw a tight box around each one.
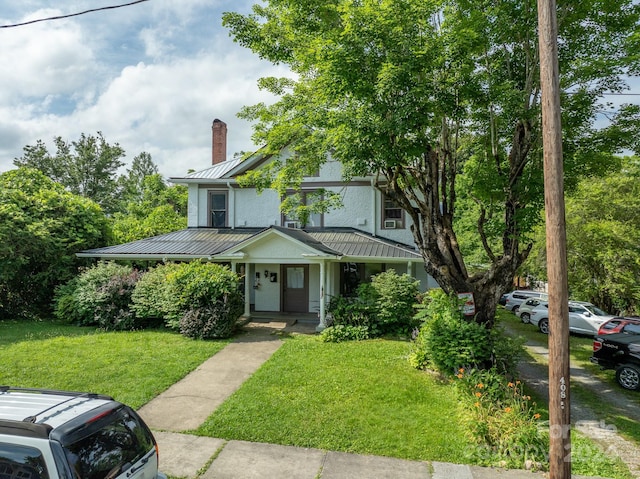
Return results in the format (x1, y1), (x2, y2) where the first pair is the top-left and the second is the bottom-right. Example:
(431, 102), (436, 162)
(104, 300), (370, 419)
(597, 317), (640, 335)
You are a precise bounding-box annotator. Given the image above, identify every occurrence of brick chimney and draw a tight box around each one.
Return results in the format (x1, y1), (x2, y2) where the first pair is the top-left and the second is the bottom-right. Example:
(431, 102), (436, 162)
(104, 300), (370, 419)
(211, 119), (227, 165)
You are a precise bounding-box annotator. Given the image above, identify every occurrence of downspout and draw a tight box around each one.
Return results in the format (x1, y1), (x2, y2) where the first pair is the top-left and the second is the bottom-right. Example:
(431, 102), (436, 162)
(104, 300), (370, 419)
(317, 260), (327, 332)
(371, 179), (377, 237)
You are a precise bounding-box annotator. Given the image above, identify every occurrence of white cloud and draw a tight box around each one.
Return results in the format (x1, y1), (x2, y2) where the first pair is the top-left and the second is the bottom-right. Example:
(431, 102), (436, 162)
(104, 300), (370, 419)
(0, 1), (289, 178)
(0, 10), (94, 101)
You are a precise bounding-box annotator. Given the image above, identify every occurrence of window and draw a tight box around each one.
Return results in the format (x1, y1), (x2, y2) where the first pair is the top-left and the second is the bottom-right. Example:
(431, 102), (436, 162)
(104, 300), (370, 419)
(382, 195), (403, 229)
(282, 191), (323, 228)
(0, 444), (49, 479)
(209, 191), (227, 227)
(63, 407), (154, 479)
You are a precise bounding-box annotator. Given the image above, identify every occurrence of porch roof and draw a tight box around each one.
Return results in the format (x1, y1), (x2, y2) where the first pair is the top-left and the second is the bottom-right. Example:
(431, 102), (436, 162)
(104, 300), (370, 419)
(77, 227), (423, 262)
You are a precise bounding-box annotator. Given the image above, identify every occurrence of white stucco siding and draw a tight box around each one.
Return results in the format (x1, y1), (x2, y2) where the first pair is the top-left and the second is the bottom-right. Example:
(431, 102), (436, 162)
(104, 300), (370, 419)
(187, 184), (199, 227)
(316, 158), (343, 181)
(324, 185), (373, 232)
(234, 189), (281, 227)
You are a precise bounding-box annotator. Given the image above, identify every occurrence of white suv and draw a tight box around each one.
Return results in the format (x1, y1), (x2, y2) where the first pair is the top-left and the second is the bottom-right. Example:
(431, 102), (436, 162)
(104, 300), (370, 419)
(503, 290), (548, 313)
(0, 387), (167, 479)
(529, 301), (615, 336)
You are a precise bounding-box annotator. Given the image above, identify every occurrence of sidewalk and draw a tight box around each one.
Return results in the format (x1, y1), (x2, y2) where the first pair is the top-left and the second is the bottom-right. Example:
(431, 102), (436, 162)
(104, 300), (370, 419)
(137, 319), (614, 479)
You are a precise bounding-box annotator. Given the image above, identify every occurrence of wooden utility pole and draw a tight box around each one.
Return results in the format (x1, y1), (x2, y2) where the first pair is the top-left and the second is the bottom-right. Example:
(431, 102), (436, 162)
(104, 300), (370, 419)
(537, 0), (571, 477)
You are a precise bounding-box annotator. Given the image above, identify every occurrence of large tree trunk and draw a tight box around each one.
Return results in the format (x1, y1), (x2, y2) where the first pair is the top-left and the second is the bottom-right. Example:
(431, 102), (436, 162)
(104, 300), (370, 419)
(382, 120), (534, 328)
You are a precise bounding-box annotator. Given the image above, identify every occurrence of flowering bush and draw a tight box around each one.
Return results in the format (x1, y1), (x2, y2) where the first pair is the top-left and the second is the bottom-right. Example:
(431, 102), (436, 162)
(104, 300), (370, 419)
(455, 367), (548, 470)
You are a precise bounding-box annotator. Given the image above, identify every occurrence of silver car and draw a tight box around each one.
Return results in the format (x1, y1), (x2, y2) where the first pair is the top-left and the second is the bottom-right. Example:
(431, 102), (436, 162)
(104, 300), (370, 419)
(0, 387), (167, 479)
(529, 301), (615, 336)
(503, 290), (548, 313)
(517, 297), (546, 323)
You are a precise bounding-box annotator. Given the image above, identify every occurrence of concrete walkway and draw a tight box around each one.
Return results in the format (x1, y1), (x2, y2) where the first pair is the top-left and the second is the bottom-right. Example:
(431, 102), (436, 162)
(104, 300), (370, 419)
(138, 320), (615, 479)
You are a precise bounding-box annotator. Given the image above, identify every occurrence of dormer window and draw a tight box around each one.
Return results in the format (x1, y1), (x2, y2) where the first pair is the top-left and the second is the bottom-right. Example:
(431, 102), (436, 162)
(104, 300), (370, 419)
(382, 195), (404, 229)
(209, 191), (227, 227)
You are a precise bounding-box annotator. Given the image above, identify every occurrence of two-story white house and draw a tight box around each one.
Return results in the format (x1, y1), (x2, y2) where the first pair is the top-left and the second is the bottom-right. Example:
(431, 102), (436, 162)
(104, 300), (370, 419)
(79, 119), (436, 327)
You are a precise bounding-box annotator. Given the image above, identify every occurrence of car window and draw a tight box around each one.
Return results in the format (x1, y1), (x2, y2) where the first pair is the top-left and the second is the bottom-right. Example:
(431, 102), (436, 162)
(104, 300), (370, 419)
(601, 320), (620, 331)
(0, 443), (50, 479)
(623, 323), (640, 335)
(62, 407), (154, 479)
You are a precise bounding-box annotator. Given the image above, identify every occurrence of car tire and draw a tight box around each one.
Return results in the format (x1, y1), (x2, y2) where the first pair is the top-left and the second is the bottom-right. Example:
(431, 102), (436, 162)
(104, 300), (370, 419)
(539, 318), (550, 334)
(615, 363), (640, 391)
(521, 312), (531, 324)
(512, 305), (520, 313)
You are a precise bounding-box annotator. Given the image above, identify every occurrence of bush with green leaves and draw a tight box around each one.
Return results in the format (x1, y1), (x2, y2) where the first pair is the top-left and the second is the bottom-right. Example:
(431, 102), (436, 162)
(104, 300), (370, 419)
(162, 261), (243, 332)
(320, 324), (370, 342)
(130, 262), (182, 324)
(370, 269), (420, 334)
(326, 269), (420, 338)
(54, 262), (143, 330)
(179, 292), (244, 339)
(409, 289), (523, 375)
(326, 293), (376, 332)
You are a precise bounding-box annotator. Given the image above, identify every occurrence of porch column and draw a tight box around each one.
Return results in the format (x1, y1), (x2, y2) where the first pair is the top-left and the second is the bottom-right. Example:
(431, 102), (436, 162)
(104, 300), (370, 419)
(243, 263), (251, 317)
(407, 261), (413, 277)
(317, 261), (327, 332)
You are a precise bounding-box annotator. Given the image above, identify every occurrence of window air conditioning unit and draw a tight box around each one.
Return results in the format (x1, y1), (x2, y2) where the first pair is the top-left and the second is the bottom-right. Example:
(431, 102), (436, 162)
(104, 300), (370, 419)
(286, 221), (301, 229)
(384, 219), (397, 229)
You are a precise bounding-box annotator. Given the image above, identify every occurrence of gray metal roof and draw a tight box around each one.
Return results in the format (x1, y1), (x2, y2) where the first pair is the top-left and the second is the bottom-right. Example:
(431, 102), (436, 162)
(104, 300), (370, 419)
(308, 230), (421, 259)
(169, 157), (244, 182)
(77, 227), (422, 261)
(77, 228), (261, 259)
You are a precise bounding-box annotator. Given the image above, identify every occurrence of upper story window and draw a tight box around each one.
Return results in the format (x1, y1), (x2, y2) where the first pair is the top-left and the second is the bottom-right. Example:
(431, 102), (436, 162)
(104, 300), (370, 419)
(209, 191), (227, 227)
(382, 195), (404, 229)
(282, 190), (323, 228)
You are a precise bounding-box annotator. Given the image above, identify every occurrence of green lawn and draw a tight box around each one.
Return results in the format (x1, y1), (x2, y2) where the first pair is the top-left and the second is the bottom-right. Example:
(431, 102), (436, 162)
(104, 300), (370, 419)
(0, 320), (229, 409)
(0, 319), (633, 478)
(196, 336), (469, 463)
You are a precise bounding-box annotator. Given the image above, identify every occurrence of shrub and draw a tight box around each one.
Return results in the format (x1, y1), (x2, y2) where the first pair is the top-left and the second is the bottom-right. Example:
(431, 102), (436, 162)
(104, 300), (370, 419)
(326, 269), (420, 338)
(409, 289), (522, 375)
(164, 261), (243, 332)
(326, 294), (376, 331)
(131, 262), (182, 324)
(370, 269), (419, 334)
(54, 262), (139, 328)
(179, 294), (244, 339)
(93, 268), (144, 330)
(320, 324), (370, 342)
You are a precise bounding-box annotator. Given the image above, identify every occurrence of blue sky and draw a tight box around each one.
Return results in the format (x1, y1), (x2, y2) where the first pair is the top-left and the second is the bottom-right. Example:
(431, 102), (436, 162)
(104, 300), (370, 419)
(0, 1), (289, 178)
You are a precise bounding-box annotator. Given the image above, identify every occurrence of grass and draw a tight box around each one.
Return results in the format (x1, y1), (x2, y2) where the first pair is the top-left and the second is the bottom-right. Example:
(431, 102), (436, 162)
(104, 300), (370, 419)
(0, 320), (230, 409)
(196, 336), (469, 463)
(0, 318), (634, 478)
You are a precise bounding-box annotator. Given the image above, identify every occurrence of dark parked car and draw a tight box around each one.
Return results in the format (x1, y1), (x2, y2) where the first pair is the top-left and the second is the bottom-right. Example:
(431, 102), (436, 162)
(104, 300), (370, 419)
(597, 316), (640, 336)
(591, 327), (640, 391)
(499, 293), (509, 306)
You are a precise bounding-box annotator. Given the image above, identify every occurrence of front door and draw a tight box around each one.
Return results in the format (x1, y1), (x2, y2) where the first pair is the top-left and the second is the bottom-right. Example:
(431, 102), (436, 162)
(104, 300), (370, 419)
(282, 265), (309, 312)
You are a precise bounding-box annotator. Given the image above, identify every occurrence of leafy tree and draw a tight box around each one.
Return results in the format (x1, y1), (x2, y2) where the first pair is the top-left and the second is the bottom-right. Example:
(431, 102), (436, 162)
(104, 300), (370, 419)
(223, 0), (640, 325)
(0, 168), (110, 318)
(110, 174), (187, 244)
(527, 157), (640, 315)
(117, 152), (159, 207)
(14, 132), (126, 213)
